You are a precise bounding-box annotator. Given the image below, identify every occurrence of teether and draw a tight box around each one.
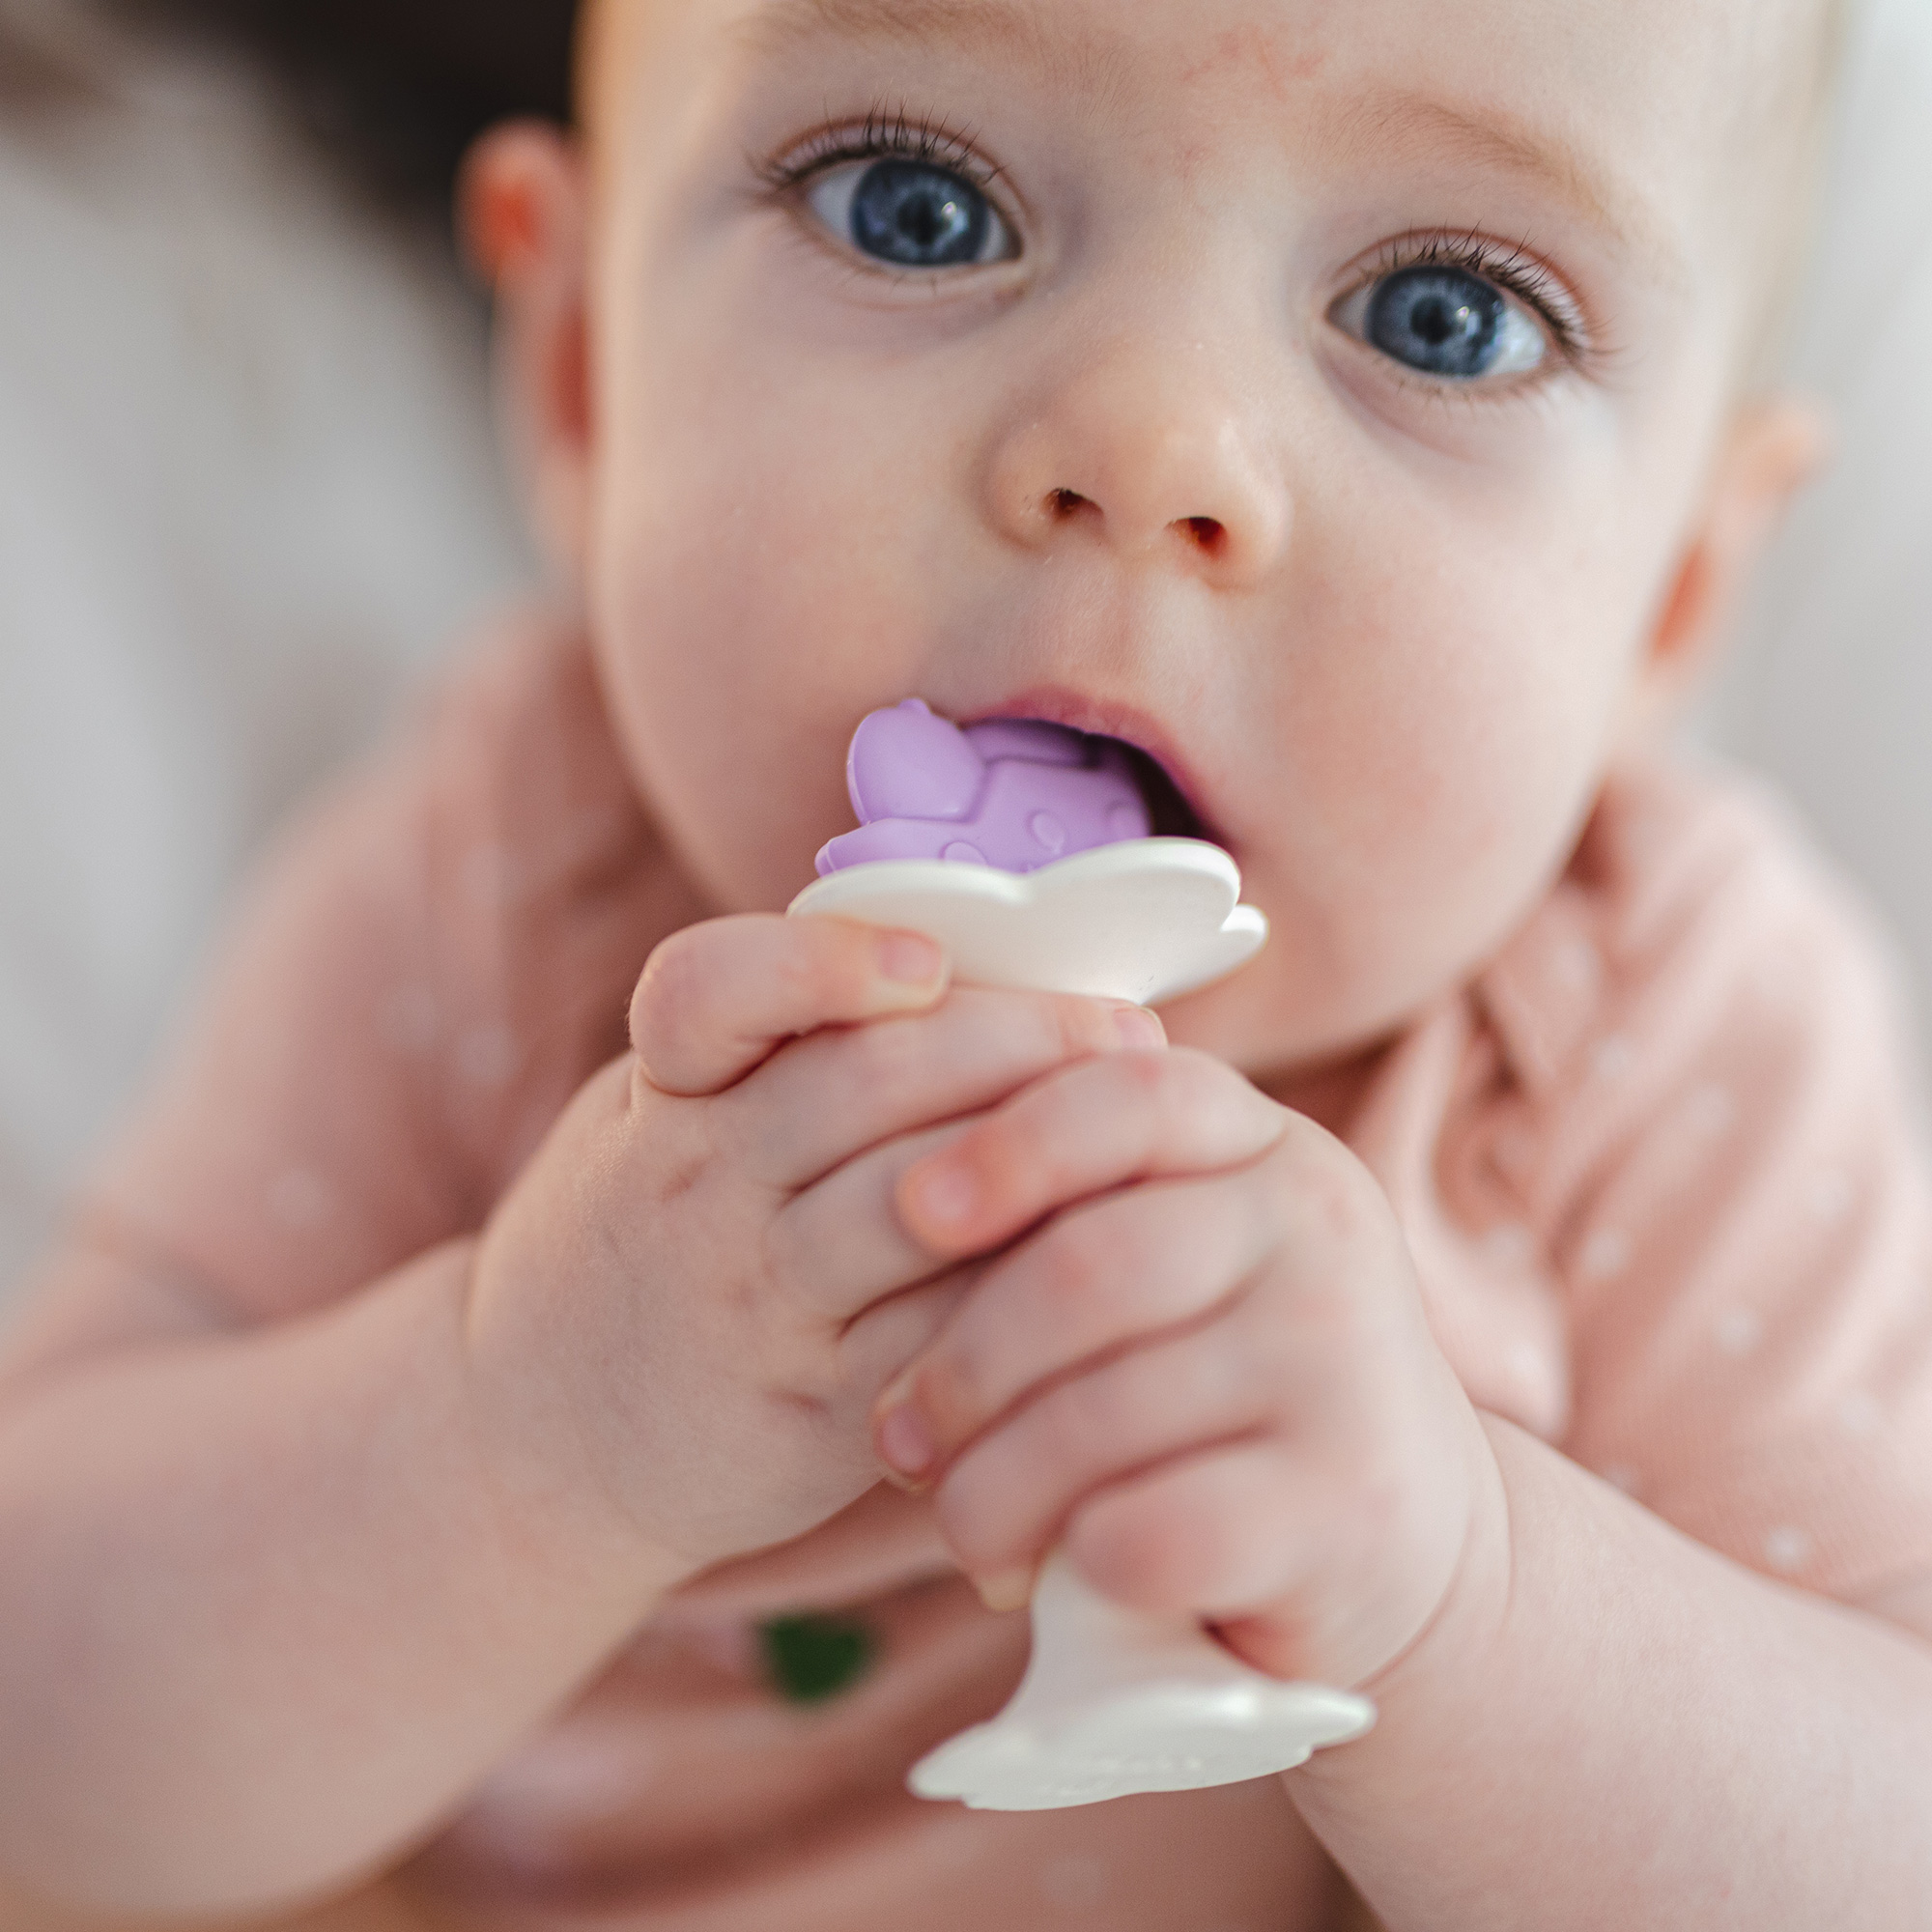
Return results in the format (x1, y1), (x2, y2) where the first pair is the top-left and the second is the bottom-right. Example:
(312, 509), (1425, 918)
(790, 703), (1376, 1810)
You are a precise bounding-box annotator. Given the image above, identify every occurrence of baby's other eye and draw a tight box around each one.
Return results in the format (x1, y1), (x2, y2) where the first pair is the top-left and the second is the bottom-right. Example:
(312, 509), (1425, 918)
(1331, 264), (1548, 382)
(807, 158), (1017, 270)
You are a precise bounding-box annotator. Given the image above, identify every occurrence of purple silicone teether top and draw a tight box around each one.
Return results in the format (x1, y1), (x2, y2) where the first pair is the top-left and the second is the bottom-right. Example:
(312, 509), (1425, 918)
(814, 701), (1152, 877)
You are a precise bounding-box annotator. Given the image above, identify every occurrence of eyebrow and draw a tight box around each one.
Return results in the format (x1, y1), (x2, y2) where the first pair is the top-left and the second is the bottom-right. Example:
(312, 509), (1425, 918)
(733, 4), (1685, 286)
(735, 0), (1048, 60)
(1337, 90), (1686, 284)
(732, 0), (1138, 109)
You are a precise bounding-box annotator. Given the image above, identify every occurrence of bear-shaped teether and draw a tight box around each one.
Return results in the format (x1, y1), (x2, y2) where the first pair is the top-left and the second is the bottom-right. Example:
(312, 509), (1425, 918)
(815, 701), (1151, 877)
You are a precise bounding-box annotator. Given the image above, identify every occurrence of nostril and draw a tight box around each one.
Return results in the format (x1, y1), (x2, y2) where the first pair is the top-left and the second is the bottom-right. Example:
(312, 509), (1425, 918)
(1047, 488), (1094, 523)
(1179, 516), (1227, 556)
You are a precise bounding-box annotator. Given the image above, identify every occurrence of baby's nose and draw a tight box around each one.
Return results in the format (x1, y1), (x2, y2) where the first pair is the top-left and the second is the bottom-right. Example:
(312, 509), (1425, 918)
(983, 346), (1290, 585)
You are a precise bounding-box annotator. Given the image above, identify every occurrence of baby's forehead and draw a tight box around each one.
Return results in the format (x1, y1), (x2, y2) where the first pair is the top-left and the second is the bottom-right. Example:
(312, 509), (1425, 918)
(582, 0), (1834, 322)
(583, 0), (1828, 159)
(589, 0), (1825, 86)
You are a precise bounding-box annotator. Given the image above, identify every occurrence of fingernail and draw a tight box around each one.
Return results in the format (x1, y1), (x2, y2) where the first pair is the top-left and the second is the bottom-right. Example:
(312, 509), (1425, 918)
(1114, 1005), (1167, 1050)
(974, 1568), (1037, 1615)
(878, 930), (946, 986)
(876, 1403), (936, 1483)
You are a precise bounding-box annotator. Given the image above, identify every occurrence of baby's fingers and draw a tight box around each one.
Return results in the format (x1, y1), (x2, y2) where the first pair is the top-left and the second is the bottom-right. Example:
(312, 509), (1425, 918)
(897, 1048), (1286, 1259)
(927, 1312), (1286, 1605)
(875, 1169), (1280, 1482)
(1065, 1441), (1327, 1625)
(632, 915), (948, 1096)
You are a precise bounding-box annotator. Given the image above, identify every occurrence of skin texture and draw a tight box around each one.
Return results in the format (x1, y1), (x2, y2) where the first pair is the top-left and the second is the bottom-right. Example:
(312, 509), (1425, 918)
(550, 0), (1831, 1085)
(5, 0), (1932, 1927)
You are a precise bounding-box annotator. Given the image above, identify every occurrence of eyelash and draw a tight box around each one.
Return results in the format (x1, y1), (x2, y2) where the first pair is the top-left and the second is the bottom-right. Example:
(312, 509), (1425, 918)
(755, 118), (1594, 374)
(1343, 231), (1592, 372)
(756, 103), (1009, 202)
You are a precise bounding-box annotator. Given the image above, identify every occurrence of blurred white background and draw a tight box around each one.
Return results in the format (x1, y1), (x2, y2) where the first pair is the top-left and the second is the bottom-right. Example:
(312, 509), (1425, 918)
(0, 1), (535, 1291)
(1695, 0), (1932, 1039)
(0, 0), (1928, 1300)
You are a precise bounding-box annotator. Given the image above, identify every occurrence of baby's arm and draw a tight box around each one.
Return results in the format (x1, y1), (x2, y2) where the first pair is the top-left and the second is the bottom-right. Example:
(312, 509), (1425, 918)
(0, 899), (1150, 1918)
(0, 647), (657, 1913)
(866, 792), (1932, 1926)
(872, 1049), (1932, 1928)
(1290, 899), (1932, 1926)
(1291, 1417), (1932, 1928)
(0, 1230), (666, 1916)
(0, 626), (1158, 1917)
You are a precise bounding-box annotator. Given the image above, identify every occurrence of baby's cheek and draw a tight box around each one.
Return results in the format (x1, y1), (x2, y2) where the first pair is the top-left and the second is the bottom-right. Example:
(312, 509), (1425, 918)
(1243, 564), (1629, 1035)
(587, 550), (837, 907)
(1295, 628), (1600, 867)
(590, 357), (974, 908)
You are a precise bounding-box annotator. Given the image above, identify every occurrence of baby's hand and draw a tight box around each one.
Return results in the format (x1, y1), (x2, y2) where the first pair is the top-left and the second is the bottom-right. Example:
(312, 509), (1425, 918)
(464, 914), (1159, 1579)
(872, 1051), (1493, 1690)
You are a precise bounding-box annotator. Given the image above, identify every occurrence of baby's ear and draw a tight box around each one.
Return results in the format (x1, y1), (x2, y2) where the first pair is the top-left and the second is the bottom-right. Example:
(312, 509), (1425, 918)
(1624, 392), (1833, 739)
(459, 121), (594, 587)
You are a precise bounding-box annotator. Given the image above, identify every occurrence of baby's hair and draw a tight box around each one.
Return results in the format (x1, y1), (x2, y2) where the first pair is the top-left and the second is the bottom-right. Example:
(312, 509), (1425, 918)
(106, 0), (581, 216)
(0, 6), (111, 108)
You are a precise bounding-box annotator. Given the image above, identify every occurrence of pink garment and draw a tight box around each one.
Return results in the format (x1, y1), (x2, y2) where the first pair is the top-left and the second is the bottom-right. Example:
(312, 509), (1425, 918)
(77, 612), (1932, 1926)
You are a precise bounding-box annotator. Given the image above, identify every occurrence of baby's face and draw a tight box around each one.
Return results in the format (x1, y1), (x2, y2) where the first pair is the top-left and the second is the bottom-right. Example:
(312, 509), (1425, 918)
(568, 0), (1809, 1076)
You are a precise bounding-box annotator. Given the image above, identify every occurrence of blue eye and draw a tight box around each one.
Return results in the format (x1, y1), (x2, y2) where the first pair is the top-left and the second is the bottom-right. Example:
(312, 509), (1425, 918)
(807, 158), (1015, 270)
(1333, 263), (1548, 382)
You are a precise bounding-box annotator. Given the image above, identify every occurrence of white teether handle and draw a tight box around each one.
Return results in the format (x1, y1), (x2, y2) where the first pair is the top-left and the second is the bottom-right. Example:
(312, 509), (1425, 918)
(790, 841), (1375, 1808)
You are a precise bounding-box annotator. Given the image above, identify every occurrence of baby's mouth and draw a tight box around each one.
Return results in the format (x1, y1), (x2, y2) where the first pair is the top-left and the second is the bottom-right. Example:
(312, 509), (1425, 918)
(1115, 740), (1211, 844)
(816, 696), (1229, 882)
(963, 693), (1226, 852)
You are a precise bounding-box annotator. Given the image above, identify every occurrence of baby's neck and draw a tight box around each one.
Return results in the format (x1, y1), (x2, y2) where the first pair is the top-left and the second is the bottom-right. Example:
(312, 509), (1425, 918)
(1255, 1043), (1391, 1140)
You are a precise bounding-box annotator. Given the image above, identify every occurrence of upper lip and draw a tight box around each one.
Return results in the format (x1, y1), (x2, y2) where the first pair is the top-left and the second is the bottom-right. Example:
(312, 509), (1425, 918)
(964, 686), (1230, 850)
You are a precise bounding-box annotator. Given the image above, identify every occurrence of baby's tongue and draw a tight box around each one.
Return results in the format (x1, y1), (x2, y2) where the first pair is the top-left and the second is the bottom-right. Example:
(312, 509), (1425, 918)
(814, 700), (1154, 879)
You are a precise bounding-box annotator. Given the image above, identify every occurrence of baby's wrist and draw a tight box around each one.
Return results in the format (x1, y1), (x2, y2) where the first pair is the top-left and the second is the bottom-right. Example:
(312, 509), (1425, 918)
(1306, 1405), (1517, 1763)
(456, 1236), (701, 1613)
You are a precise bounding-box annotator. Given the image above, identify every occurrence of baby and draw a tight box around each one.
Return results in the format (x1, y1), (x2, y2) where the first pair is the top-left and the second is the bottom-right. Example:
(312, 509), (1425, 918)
(4, 0), (1932, 1925)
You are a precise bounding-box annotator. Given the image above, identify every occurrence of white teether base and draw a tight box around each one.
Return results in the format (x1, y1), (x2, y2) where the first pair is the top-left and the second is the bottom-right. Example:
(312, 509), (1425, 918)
(793, 843), (1369, 1808)
(790, 839), (1267, 1008)
(909, 1555), (1376, 1810)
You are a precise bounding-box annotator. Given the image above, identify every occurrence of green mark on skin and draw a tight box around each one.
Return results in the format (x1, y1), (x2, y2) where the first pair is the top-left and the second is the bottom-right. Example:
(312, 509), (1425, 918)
(759, 1612), (877, 1705)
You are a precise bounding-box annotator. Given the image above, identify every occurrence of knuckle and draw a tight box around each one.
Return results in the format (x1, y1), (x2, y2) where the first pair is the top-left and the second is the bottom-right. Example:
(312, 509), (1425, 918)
(1109, 1045), (1174, 1102)
(768, 930), (838, 1011)
(768, 919), (873, 1023)
(1168, 1329), (1242, 1411)
(631, 930), (709, 1057)
(1076, 1485), (1196, 1602)
(1162, 1045), (1237, 1106)
(1234, 1311), (1302, 1411)
(1277, 1128), (1381, 1248)
(758, 1209), (806, 1295)
(935, 1506), (1004, 1578)
(973, 1104), (1055, 1203)
(624, 1050), (661, 1117)
(616, 1062), (718, 1191)
(1310, 1167), (1379, 1253)
(812, 916), (894, 1005)
(1036, 1214), (1115, 1314)
(1153, 1051), (1224, 1130)
(1162, 1050), (1276, 1143)
(915, 1344), (987, 1440)
(1317, 1438), (1406, 1548)
(840, 1007), (923, 1092)
(933, 1463), (1013, 1572)
(1040, 992), (1118, 1062)
(1049, 1367), (1134, 1463)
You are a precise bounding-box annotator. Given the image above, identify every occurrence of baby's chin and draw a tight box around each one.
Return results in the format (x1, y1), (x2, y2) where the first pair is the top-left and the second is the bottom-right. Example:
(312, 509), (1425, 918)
(1156, 957), (1388, 1086)
(1154, 883), (1502, 1095)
